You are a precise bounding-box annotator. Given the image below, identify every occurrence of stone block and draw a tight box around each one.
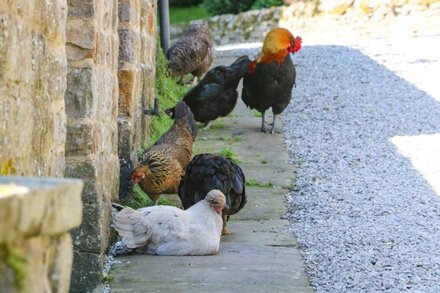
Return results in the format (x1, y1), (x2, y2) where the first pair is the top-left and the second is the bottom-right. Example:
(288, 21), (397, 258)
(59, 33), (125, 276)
(66, 17), (95, 50)
(66, 122), (97, 156)
(119, 156), (134, 201)
(0, 0), (67, 177)
(118, 28), (135, 63)
(117, 116), (134, 157)
(118, 67), (137, 115)
(70, 251), (102, 293)
(68, 0), (95, 17)
(118, 0), (133, 23)
(65, 159), (102, 205)
(146, 3), (155, 34)
(65, 66), (94, 119)
(66, 43), (94, 61)
(70, 202), (110, 253)
(98, 154), (120, 203)
(0, 177), (82, 293)
(0, 177), (83, 242)
(49, 234), (74, 293)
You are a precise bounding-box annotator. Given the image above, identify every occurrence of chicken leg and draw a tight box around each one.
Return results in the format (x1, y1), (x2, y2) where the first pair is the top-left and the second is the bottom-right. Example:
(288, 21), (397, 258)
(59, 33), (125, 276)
(221, 214), (232, 235)
(148, 193), (161, 205)
(260, 110), (266, 133)
(269, 114), (277, 134)
(203, 121), (213, 130)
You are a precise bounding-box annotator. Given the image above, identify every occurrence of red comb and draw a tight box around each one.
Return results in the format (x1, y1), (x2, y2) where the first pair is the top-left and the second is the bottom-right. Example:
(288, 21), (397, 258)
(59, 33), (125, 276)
(293, 36), (302, 52)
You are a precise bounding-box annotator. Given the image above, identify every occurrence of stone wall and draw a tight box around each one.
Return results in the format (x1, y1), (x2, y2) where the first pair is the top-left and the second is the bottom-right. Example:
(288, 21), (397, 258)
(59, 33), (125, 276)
(170, 7), (283, 45)
(0, 0), (67, 177)
(0, 177), (83, 293)
(0, 0), (158, 291)
(65, 0), (120, 291)
(117, 0), (157, 200)
(173, 0), (440, 46)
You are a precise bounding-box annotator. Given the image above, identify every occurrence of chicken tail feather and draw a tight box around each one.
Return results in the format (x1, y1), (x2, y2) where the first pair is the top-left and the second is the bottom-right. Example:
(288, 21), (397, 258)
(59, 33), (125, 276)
(112, 207), (150, 249)
(174, 101), (198, 139)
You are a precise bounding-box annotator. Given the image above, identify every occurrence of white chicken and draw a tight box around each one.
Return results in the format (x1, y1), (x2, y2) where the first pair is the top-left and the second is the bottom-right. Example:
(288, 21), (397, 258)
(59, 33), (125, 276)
(111, 190), (226, 256)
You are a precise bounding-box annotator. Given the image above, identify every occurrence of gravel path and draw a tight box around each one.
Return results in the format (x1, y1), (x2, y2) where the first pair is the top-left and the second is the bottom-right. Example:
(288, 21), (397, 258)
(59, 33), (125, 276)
(282, 36), (440, 292)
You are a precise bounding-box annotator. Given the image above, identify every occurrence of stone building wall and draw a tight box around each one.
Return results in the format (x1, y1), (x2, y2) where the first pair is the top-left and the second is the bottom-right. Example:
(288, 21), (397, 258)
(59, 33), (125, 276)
(0, 0), (67, 177)
(0, 0), (158, 291)
(64, 0), (120, 291)
(117, 0), (157, 200)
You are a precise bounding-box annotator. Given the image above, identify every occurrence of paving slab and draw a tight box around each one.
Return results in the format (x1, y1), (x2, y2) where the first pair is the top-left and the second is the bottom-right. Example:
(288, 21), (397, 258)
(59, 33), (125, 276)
(108, 55), (312, 292)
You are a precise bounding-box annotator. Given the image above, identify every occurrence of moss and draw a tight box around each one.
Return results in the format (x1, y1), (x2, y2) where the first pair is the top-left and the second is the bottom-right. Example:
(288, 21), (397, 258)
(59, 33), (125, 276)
(0, 244), (27, 289)
(0, 158), (16, 175)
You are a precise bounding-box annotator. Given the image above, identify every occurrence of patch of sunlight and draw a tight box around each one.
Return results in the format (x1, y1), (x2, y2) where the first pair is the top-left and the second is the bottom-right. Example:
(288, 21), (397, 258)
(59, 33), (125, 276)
(0, 184), (29, 198)
(216, 42), (262, 51)
(390, 134), (440, 195)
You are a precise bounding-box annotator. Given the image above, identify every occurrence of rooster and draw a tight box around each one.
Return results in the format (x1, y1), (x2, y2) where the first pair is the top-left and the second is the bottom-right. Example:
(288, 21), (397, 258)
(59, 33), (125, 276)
(178, 154), (246, 235)
(166, 55), (251, 129)
(242, 27), (302, 134)
(131, 101), (197, 204)
(167, 23), (214, 84)
(111, 190), (226, 256)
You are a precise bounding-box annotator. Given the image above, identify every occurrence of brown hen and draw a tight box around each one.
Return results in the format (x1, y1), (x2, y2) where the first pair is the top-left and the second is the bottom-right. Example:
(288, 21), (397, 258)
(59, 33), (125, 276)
(132, 102), (197, 204)
(166, 23), (214, 83)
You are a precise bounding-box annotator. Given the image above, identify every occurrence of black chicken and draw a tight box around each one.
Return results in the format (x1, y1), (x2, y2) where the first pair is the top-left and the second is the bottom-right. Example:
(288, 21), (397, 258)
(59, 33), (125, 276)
(178, 153), (246, 235)
(166, 55), (251, 128)
(242, 27), (301, 134)
(166, 23), (214, 83)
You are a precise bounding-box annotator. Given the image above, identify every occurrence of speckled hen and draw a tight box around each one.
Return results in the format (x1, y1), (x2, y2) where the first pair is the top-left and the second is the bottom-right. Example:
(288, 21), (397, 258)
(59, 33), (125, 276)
(166, 23), (214, 83)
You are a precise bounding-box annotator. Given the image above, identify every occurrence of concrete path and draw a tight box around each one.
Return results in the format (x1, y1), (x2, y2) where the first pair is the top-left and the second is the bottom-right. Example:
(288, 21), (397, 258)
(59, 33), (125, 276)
(108, 55), (312, 292)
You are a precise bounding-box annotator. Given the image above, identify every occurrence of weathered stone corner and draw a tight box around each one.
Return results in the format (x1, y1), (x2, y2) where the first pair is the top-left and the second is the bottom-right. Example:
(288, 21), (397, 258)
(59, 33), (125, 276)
(0, 176), (83, 293)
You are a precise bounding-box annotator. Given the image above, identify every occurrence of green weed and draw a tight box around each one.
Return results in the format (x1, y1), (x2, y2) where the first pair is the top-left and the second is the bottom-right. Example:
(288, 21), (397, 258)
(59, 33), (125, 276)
(245, 179), (273, 188)
(219, 147), (241, 164)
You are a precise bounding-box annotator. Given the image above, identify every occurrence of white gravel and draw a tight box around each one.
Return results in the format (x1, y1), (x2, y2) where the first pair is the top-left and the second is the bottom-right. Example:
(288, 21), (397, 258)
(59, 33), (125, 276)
(282, 36), (440, 292)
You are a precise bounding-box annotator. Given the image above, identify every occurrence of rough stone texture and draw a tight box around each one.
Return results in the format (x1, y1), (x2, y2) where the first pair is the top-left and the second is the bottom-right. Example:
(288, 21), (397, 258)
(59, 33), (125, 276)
(0, 0), (67, 177)
(0, 176), (83, 293)
(65, 0), (120, 291)
(171, 7), (283, 46)
(117, 0), (157, 201)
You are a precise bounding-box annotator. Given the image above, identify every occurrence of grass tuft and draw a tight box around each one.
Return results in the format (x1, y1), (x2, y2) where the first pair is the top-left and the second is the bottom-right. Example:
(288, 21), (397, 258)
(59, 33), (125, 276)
(245, 179), (274, 188)
(218, 147), (242, 164)
(127, 43), (187, 209)
(122, 185), (180, 209)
